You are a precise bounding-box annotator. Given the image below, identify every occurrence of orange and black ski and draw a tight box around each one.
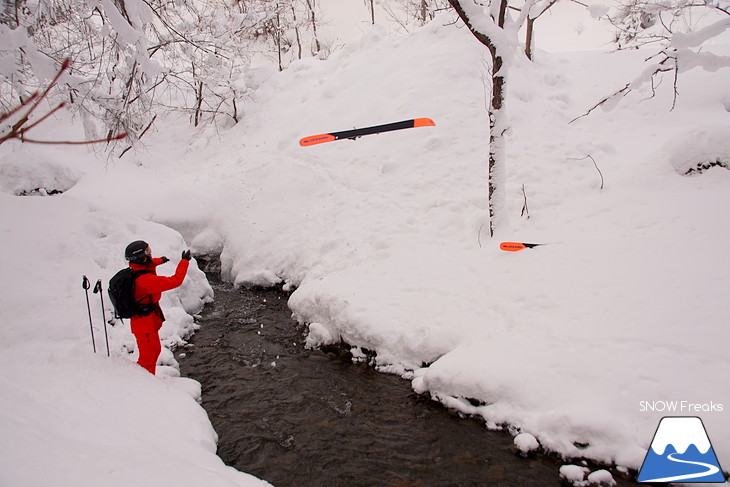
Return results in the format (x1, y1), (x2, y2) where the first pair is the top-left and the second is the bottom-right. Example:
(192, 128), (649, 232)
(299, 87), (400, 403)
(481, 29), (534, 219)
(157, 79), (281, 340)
(300, 118), (435, 147)
(500, 242), (543, 252)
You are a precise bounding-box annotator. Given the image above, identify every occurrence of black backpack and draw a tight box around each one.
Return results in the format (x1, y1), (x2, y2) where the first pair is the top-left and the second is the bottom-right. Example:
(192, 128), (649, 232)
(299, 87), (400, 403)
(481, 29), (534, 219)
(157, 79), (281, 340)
(108, 268), (154, 319)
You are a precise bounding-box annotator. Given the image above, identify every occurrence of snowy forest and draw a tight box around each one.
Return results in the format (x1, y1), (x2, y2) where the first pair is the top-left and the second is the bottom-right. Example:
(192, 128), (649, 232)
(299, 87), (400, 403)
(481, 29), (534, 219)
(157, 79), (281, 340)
(3, 0), (729, 231)
(2, 0), (730, 486)
(0, 0), (453, 151)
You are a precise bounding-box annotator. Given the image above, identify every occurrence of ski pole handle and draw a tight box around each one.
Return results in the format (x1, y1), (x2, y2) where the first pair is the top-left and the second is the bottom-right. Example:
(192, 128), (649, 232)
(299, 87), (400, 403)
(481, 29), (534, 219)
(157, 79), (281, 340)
(94, 279), (111, 357)
(82, 275), (96, 353)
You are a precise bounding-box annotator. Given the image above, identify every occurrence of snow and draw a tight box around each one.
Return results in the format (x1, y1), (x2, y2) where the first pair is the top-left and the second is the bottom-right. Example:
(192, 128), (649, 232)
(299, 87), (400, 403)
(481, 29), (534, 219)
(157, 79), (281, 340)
(2, 4), (730, 487)
(587, 469), (617, 486)
(561, 464), (590, 484)
(560, 464), (616, 486)
(514, 432), (540, 453)
(672, 18), (730, 49)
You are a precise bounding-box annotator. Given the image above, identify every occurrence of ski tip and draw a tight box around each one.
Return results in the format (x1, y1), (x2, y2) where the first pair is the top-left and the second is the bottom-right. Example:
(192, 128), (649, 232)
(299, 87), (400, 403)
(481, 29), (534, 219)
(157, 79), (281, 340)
(300, 134), (336, 147)
(414, 118), (436, 127)
(500, 242), (542, 252)
(500, 242), (527, 252)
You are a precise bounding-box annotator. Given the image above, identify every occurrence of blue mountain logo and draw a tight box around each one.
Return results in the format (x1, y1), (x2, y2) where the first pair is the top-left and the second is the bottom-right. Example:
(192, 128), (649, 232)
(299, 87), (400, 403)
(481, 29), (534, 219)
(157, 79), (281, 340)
(638, 416), (727, 483)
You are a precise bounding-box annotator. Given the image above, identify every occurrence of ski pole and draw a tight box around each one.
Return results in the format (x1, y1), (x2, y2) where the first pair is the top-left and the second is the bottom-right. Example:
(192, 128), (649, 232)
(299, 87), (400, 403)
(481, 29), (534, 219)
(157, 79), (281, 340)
(93, 279), (110, 357)
(82, 276), (96, 353)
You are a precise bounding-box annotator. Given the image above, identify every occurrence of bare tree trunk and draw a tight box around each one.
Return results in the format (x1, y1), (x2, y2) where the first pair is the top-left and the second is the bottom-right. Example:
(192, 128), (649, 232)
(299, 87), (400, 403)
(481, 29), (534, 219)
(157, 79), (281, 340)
(291, 5), (302, 60)
(486, 46), (505, 237)
(369, 0), (375, 24)
(524, 0), (558, 60)
(305, 0), (321, 54)
(194, 80), (203, 126)
(448, 0), (509, 238)
(525, 17), (535, 60)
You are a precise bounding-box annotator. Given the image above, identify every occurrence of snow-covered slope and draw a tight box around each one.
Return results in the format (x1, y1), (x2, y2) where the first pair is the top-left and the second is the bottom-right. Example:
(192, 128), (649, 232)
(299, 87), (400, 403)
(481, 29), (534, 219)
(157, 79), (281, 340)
(0, 187), (271, 486)
(1, 8), (729, 486)
(202, 18), (730, 471)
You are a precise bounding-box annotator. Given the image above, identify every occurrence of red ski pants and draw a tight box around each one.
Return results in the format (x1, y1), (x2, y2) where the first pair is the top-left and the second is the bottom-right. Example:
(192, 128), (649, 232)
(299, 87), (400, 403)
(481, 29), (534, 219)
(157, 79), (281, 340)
(134, 330), (162, 375)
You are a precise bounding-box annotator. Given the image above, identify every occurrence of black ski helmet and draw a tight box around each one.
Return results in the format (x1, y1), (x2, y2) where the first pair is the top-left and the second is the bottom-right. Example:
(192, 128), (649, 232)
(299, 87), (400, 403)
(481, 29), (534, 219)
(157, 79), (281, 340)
(125, 240), (150, 263)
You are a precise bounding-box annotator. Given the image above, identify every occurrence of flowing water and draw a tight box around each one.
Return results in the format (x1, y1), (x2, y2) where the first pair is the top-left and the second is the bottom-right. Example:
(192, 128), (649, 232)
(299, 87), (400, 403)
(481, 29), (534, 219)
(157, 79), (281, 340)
(180, 272), (640, 487)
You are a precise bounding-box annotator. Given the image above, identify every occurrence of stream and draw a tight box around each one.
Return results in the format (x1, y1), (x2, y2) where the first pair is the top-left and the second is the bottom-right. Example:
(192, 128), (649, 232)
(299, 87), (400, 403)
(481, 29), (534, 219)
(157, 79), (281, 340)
(179, 271), (640, 487)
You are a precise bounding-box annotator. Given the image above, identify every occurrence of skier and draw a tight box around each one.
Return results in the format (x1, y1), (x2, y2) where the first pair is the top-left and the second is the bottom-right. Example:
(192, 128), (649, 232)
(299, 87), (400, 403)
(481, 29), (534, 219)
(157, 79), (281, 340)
(124, 240), (191, 375)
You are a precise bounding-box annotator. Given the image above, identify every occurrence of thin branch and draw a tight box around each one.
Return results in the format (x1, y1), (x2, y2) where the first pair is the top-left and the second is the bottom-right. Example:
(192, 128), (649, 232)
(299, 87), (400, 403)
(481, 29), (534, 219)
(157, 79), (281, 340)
(521, 184), (530, 218)
(18, 102), (66, 133)
(119, 145), (133, 158)
(18, 133), (129, 145)
(139, 0), (227, 58)
(569, 155), (604, 190)
(5, 58), (71, 137)
(138, 115), (157, 140)
(569, 83), (631, 123)
(671, 56), (679, 110)
(0, 93), (39, 125)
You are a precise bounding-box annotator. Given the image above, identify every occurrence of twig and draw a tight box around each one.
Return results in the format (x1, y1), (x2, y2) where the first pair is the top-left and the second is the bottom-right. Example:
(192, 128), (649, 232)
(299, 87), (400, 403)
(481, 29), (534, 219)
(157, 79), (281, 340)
(18, 133), (129, 145)
(138, 115), (157, 140)
(119, 145), (133, 159)
(0, 93), (39, 125)
(569, 155), (605, 190)
(521, 184), (530, 218)
(571, 50), (676, 123)
(569, 83), (631, 123)
(19, 102), (67, 133)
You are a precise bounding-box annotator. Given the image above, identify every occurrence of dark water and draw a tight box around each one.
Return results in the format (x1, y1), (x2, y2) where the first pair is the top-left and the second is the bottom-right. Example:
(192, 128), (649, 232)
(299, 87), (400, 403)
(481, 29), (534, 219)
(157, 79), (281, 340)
(180, 276), (640, 487)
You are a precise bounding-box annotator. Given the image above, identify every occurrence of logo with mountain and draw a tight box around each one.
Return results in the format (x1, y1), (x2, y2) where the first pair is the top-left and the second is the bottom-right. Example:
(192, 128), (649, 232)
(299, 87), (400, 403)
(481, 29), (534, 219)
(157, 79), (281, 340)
(638, 416), (726, 483)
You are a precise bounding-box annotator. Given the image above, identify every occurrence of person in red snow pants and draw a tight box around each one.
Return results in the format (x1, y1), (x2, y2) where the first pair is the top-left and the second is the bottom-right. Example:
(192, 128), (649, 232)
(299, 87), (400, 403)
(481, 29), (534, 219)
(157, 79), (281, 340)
(124, 240), (191, 375)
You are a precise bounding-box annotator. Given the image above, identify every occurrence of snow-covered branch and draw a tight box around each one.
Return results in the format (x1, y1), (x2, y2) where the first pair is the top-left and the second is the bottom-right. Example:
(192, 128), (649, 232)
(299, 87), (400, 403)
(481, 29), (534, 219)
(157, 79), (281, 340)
(575, 0), (730, 119)
(671, 17), (730, 48)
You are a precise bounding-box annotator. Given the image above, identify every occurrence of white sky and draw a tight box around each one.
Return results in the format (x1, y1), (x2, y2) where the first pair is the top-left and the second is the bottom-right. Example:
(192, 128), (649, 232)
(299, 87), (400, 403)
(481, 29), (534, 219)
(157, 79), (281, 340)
(318, 0), (616, 52)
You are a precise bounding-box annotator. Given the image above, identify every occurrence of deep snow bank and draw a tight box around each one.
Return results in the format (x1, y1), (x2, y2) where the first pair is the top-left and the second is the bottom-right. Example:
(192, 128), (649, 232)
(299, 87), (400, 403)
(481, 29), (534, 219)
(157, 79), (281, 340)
(0, 143), (270, 486)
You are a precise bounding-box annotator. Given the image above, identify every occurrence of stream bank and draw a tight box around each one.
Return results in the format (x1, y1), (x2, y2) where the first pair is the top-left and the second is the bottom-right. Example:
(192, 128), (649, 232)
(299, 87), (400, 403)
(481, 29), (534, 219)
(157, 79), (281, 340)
(179, 266), (639, 487)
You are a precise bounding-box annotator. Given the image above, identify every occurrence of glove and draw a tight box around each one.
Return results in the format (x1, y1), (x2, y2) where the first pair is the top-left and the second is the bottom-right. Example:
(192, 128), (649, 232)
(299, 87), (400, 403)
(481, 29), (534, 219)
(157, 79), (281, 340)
(160, 256), (169, 264)
(181, 250), (192, 261)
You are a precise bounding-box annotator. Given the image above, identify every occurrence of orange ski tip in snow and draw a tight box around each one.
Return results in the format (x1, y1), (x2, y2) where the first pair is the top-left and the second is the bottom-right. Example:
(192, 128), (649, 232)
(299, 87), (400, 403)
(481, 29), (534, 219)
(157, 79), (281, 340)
(500, 242), (527, 252)
(300, 134), (336, 146)
(413, 117), (436, 127)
